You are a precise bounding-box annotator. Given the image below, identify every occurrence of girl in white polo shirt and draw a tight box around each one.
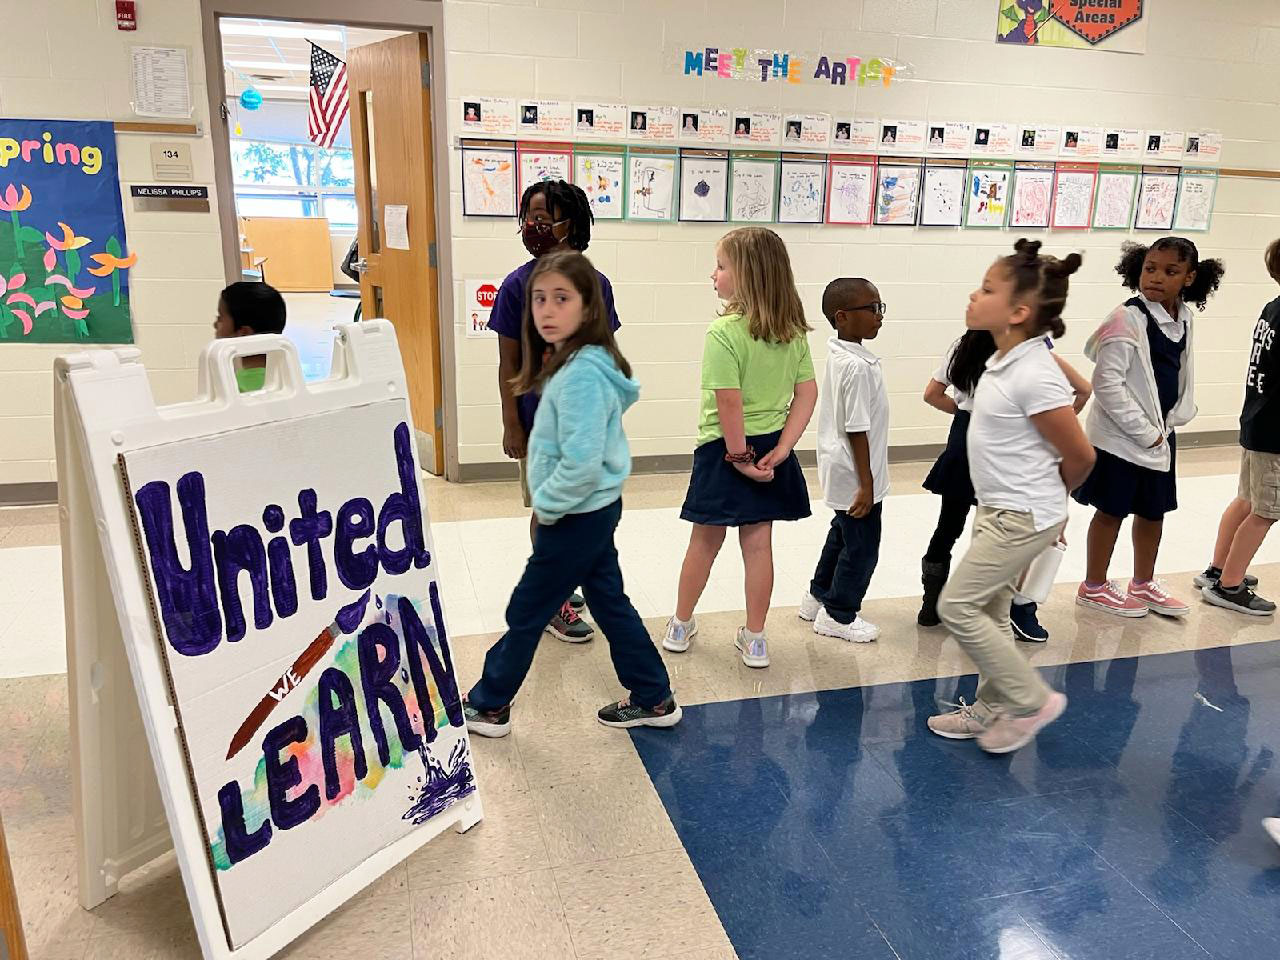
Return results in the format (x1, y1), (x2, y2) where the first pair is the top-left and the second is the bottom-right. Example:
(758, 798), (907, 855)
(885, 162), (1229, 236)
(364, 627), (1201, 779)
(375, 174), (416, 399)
(928, 239), (1096, 755)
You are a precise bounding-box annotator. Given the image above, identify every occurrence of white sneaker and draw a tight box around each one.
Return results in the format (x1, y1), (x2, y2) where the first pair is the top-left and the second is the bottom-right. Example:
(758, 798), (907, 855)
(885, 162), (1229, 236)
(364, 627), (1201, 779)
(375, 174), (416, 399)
(734, 627), (770, 668)
(661, 616), (697, 653)
(798, 591), (822, 622)
(814, 608), (880, 643)
(1265, 818), (1280, 849)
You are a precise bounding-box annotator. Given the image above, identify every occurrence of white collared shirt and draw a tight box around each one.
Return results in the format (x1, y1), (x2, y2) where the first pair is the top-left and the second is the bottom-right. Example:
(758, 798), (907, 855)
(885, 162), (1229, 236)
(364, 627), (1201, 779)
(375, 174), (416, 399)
(1142, 295), (1188, 342)
(968, 337), (1074, 531)
(817, 337), (890, 511)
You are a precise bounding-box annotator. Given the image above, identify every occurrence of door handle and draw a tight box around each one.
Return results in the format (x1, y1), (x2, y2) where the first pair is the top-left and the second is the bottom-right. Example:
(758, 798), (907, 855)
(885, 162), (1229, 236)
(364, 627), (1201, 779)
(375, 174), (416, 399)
(353, 258), (369, 273)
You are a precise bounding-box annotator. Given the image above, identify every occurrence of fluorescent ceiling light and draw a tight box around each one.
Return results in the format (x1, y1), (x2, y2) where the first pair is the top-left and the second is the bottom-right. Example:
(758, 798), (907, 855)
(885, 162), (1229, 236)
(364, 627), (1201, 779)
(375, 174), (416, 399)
(221, 25), (343, 41)
(226, 59), (309, 71)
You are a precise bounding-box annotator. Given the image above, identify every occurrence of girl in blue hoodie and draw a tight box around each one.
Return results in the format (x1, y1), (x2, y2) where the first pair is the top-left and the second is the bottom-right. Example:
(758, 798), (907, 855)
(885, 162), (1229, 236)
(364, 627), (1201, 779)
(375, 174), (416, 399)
(463, 251), (681, 737)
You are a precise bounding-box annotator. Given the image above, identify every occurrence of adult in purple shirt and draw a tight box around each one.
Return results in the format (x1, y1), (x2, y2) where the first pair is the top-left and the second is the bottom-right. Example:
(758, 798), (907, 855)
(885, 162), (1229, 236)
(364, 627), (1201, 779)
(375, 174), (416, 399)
(489, 180), (621, 642)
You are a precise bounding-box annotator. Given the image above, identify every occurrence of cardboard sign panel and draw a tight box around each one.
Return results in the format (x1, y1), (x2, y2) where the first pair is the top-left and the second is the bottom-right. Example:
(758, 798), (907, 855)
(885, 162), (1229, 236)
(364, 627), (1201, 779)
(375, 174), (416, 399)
(121, 399), (474, 948)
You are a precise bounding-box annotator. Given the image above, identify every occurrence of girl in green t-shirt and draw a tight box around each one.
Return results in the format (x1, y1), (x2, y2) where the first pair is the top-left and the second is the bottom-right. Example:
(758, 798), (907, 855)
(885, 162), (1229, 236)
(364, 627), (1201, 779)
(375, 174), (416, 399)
(663, 227), (818, 669)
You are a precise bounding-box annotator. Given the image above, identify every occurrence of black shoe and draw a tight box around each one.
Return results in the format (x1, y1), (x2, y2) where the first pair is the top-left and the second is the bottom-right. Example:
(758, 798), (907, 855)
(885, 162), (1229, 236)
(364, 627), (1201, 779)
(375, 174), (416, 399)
(1202, 582), (1276, 617)
(568, 592), (586, 613)
(1193, 565), (1258, 589)
(1010, 601), (1049, 642)
(464, 698), (512, 738)
(918, 559), (948, 627)
(597, 696), (683, 729)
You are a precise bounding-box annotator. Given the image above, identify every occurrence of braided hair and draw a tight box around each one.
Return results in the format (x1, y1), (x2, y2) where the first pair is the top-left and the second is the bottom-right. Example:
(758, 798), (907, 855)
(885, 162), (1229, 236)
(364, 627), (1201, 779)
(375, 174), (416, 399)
(1114, 237), (1225, 310)
(1000, 238), (1083, 339)
(518, 179), (595, 251)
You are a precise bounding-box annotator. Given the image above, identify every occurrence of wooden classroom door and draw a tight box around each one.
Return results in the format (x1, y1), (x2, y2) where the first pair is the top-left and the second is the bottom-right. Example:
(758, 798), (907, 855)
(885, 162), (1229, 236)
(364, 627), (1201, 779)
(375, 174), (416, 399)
(348, 32), (445, 475)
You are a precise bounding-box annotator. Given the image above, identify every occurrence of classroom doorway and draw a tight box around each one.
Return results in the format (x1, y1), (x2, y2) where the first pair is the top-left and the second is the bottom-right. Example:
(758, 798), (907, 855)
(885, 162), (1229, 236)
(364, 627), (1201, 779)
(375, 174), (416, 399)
(202, 1), (455, 478)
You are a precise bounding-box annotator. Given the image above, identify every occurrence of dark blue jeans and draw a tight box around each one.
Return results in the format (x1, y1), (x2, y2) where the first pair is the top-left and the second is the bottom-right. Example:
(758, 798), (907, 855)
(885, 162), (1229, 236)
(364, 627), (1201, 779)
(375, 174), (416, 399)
(467, 499), (672, 711)
(809, 504), (883, 624)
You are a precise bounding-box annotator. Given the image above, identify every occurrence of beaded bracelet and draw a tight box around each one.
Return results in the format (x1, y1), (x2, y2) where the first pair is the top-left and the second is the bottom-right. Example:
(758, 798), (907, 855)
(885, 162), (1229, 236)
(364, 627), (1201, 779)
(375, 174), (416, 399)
(724, 446), (756, 464)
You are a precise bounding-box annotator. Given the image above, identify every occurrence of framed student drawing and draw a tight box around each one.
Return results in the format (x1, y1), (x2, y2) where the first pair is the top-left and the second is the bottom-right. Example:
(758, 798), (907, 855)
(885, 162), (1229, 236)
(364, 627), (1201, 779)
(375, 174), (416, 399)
(516, 146), (572, 199)
(963, 162), (1011, 229)
(1050, 164), (1098, 230)
(920, 164), (965, 227)
(678, 152), (729, 222)
(729, 157), (779, 223)
(778, 159), (825, 224)
(874, 163), (922, 226)
(1172, 171), (1217, 232)
(461, 145), (517, 218)
(626, 151), (677, 221)
(1135, 171), (1179, 230)
(825, 160), (875, 226)
(574, 151), (625, 220)
(1091, 169), (1139, 230)
(1010, 166), (1054, 229)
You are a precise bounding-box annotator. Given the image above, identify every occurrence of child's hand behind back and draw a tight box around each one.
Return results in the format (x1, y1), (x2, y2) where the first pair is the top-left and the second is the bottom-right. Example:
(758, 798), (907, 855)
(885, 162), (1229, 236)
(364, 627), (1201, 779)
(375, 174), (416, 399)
(733, 460), (775, 483)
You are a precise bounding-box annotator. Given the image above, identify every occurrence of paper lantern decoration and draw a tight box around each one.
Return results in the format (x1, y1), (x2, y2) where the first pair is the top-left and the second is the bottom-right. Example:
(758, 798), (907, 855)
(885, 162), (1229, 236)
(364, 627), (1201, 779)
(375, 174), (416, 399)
(239, 88), (263, 111)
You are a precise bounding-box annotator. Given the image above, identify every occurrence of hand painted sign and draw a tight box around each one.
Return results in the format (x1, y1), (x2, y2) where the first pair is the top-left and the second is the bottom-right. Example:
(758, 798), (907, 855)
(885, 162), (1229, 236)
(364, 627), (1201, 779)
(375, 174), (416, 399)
(996, 1), (1147, 52)
(122, 399), (473, 948)
(0, 119), (135, 343)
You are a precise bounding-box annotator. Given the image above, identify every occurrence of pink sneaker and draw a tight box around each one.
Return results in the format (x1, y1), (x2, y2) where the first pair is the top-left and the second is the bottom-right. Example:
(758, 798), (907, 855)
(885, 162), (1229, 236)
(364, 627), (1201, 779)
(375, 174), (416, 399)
(977, 692), (1067, 755)
(1076, 580), (1148, 618)
(1127, 579), (1190, 617)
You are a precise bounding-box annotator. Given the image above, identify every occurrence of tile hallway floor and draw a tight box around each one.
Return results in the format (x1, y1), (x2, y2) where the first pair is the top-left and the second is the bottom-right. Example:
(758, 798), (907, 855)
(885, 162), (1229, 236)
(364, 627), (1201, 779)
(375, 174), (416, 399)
(4, 450), (1280, 959)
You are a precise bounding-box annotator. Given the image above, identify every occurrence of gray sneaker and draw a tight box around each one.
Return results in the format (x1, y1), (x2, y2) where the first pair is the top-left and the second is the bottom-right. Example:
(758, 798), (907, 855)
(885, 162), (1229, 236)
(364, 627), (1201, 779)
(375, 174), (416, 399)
(1202, 582), (1276, 616)
(734, 627), (770, 668)
(661, 616), (698, 653)
(546, 601), (595, 642)
(1193, 566), (1259, 589)
(927, 698), (987, 740)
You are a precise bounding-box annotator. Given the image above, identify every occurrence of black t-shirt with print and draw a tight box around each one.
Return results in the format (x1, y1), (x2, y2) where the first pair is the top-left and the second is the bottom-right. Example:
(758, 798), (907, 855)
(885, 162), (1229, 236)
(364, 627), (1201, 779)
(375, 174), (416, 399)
(1240, 296), (1280, 454)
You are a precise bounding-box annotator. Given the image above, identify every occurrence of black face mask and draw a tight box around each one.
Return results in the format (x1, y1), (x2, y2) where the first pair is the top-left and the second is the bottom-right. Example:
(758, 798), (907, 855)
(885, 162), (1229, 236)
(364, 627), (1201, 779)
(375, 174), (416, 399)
(521, 219), (566, 258)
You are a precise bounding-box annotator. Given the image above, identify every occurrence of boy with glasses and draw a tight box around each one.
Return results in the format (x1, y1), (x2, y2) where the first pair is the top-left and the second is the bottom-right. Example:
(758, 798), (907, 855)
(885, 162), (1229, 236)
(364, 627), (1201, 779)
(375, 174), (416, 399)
(799, 279), (890, 643)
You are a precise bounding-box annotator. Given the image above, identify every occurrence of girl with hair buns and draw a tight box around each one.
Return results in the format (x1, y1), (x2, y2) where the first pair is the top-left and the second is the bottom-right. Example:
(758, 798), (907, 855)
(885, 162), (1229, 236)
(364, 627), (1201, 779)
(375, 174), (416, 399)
(1074, 238), (1225, 618)
(928, 239), (1095, 755)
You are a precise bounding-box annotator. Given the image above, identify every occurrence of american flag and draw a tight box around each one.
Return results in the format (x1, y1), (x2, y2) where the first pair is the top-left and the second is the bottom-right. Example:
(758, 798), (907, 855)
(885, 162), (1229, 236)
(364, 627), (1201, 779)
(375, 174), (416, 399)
(308, 42), (349, 148)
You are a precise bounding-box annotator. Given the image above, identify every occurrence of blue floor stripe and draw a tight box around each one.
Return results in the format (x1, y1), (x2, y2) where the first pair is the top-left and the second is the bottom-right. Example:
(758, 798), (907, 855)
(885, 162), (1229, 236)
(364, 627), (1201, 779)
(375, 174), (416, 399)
(630, 641), (1280, 960)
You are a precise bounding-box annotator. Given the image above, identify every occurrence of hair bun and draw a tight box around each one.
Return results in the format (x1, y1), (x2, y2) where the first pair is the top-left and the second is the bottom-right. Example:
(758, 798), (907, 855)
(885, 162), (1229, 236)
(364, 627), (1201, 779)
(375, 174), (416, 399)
(1013, 238), (1042, 260)
(1050, 252), (1084, 278)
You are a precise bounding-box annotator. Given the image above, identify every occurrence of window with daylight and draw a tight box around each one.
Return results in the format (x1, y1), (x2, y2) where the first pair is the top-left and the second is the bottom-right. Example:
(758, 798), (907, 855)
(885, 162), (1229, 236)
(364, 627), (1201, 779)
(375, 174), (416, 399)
(230, 139), (356, 222)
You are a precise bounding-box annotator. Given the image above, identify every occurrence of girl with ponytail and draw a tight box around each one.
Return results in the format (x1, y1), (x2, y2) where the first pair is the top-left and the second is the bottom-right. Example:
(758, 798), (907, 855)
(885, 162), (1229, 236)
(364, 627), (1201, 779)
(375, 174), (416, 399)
(927, 239), (1095, 755)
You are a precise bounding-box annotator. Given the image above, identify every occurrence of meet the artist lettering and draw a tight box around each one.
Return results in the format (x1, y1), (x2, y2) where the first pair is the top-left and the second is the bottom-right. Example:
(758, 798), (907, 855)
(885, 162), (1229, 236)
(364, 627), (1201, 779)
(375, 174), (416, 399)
(132, 421), (431, 656)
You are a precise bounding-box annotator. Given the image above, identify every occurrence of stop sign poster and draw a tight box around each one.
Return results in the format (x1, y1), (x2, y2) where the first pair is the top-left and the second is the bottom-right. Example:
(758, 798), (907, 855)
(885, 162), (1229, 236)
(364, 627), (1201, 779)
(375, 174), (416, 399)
(464, 278), (499, 338)
(995, 1), (1147, 53)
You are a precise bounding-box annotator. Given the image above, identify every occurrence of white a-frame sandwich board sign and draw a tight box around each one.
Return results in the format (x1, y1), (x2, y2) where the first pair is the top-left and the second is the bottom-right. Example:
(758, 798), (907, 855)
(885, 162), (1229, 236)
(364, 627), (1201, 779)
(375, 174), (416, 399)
(55, 321), (482, 958)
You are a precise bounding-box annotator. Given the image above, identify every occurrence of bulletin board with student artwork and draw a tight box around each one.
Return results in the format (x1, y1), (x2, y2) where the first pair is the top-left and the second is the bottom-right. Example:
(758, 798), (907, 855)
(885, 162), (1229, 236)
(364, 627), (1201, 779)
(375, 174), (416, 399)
(457, 94), (1227, 232)
(1172, 170), (1217, 233)
(0, 119), (136, 344)
(678, 152), (729, 222)
(1091, 167), (1140, 230)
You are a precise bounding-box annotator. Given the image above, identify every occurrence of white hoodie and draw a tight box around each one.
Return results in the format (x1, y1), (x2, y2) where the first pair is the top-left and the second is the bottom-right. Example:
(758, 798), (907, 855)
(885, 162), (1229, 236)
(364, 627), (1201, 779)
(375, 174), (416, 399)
(1083, 296), (1196, 472)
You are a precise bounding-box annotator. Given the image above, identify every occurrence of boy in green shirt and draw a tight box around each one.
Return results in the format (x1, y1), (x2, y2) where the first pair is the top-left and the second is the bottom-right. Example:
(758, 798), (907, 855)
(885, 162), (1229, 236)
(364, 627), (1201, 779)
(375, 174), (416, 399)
(212, 281), (287, 392)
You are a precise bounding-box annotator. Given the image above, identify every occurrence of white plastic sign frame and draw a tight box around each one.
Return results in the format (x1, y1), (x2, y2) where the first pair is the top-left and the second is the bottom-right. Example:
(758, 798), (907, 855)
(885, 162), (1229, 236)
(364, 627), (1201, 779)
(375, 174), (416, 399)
(56, 321), (482, 960)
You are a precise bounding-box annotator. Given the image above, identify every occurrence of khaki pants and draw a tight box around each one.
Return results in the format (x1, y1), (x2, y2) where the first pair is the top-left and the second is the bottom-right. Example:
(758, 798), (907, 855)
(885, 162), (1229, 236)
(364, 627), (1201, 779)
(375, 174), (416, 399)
(938, 506), (1062, 718)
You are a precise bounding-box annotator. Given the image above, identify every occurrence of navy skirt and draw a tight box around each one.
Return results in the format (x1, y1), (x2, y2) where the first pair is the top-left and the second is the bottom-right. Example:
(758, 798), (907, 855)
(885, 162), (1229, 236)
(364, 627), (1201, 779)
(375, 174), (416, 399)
(923, 411), (977, 504)
(681, 430), (811, 527)
(1072, 434), (1178, 521)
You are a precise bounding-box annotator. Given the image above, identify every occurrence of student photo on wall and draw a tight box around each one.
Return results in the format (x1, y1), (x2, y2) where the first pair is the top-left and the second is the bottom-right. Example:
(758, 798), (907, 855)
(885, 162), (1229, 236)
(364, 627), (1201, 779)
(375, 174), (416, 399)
(1021, 129), (1036, 148)
(522, 104), (538, 125)
(464, 101), (482, 123)
(975, 127), (990, 146)
(735, 117), (751, 137)
(1147, 134), (1162, 152)
(577, 108), (594, 129)
(882, 124), (897, 144)
(1064, 131), (1079, 149)
(1105, 132), (1120, 150)
(929, 126), (945, 146)
(631, 111), (648, 131)
(682, 113), (699, 133)
(1187, 137), (1200, 154)
(786, 120), (802, 140)
(835, 122), (850, 141)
